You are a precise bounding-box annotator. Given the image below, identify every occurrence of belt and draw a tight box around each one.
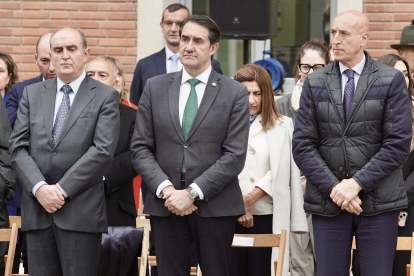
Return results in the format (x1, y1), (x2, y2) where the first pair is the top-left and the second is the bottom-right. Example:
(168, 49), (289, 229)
(181, 173), (185, 182)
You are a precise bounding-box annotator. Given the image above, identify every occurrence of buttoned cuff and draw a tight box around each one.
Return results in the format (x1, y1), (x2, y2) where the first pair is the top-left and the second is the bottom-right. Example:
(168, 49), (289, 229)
(32, 181), (47, 197)
(156, 180), (173, 198)
(56, 183), (68, 198)
(190, 183), (204, 200)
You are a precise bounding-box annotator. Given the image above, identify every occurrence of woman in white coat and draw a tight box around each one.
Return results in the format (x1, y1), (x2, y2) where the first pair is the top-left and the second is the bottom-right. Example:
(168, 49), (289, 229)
(230, 64), (308, 276)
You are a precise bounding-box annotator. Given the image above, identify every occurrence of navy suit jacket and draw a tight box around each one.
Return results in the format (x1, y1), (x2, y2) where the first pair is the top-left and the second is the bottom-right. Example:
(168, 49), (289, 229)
(6, 74), (43, 208)
(129, 48), (223, 105)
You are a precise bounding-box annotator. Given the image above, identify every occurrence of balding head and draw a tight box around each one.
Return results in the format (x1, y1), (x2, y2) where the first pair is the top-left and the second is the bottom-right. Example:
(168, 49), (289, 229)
(35, 33), (56, 80)
(331, 10), (369, 68)
(85, 59), (116, 88)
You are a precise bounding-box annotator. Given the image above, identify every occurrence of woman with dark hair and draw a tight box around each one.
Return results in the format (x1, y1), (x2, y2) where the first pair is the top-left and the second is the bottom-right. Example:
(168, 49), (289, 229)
(374, 54), (414, 276)
(231, 64), (307, 276)
(0, 52), (18, 105)
(276, 39), (330, 276)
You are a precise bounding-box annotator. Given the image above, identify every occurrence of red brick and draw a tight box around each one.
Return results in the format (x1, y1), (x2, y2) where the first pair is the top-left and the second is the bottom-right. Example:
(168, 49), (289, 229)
(70, 0), (105, 2)
(127, 30), (137, 38)
(89, 47), (106, 55)
(100, 4), (136, 11)
(42, 21), (78, 28)
(125, 65), (135, 73)
(79, 22), (98, 29)
(21, 73), (39, 81)
(108, 13), (125, 20)
(22, 56), (36, 63)
(363, 0), (393, 2)
(366, 41), (384, 49)
(0, 38), (21, 45)
(22, 20), (41, 28)
(23, 2), (41, 10)
(13, 29), (49, 36)
(0, 20), (20, 27)
(51, 12), (69, 19)
(99, 39), (135, 47)
(87, 38), (98, 46)
(11, 55), (20, 63)
(80, 4), (99, 11)
(13, 11), (49, 19)
(82, 30), (106, 37)
(367, 49), (394, 58)
(13, 46), (36, 54)
(127, 13), (137, 20)
(386, 5), (414, 13)
(70, 12), (106, 20)
(396, 32), (403, 39)
(124, 74), (133, 82)
(385, 23), (409, 31)
(369, 23), (385, 31)
(0, 3), (21, 10)
(22, 38), (39, 45)
(107, 48), (125, 55)
(43, 3), (79, 10)
(394, 14), (414, 21)
(18, 64), (40, 71)
(117, 57), (136, 65)
(365, 5), (385, 13)
(366, 13), (392, 22)
(0, 46), (12, 53)
(127, 48), (136, 56)
(108, 31), (125, 38)
(0, 29), (12, 36)
(395, 0), (414, 2)
(0, 11), (12, 18)
(369, 32), (394, 40)
(99, 21), (135, 29)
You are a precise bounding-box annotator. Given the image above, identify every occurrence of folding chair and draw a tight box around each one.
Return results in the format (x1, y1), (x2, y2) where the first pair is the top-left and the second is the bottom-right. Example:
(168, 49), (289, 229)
(198, 229), (288, 276)
(350, 232), (414, 276)
(4, 216), (27, 276)
(0, 223), (18, 276)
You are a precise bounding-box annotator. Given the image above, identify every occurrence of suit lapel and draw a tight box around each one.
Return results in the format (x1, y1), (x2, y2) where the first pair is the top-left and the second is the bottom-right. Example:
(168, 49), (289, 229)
(267, 121), (286, 180)
(156, 48), (167, 75)
(168, 71), (184, 142)
(54, 76), (96, 148)
(324, 62), (346, 127)
(41, 78), (58, 148)
(186, 70), (221, 141)
(249, 114), (263, 139)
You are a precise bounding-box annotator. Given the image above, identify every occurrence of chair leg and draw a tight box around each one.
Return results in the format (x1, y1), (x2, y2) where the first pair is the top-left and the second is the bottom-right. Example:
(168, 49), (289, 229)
(274, 261), (277, 276)
(407, 264), (411, 276)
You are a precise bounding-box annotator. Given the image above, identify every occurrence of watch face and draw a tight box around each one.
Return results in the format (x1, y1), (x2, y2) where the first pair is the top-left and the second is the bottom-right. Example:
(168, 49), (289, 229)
(189, 190), (198, 199)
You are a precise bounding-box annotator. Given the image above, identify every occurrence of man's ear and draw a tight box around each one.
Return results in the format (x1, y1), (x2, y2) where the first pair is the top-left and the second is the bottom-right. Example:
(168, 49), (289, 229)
(210, 42), (219, 56)
(35, 53), (38, 65)
(83, 48), (91, 63)
(360, 32), (369, 47)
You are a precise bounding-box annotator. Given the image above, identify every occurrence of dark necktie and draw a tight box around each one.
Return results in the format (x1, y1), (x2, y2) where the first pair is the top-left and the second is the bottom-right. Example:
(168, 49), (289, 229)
(52, 84), (72, 146)
(181, 78), (200, 173)
(343, 69), (355, 121)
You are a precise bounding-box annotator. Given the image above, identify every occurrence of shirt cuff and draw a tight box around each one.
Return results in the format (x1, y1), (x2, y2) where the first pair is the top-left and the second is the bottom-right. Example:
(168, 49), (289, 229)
(156, 180), (173, 198)
(190, 183), (204, 200)
(56, 183), (68, 198)
(32, 181), (47, 197)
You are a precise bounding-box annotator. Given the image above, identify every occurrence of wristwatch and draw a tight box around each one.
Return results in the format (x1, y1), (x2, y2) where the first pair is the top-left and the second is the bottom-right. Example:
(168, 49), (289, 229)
(187, 187), (199, 200)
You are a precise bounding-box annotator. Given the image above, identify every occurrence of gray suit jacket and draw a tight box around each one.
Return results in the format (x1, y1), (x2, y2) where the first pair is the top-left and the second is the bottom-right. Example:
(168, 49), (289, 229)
(9, 76), (120, 233)
(276, 93), (297, 124)
(131, 69), (249, 217)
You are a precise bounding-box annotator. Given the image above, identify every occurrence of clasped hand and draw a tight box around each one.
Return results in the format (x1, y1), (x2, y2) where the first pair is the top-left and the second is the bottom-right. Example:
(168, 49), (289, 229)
(35, 184), (65, 213)
(330, 178), (363, 215)
(238, 194), (255, 228)
(163, 186), (197, 216)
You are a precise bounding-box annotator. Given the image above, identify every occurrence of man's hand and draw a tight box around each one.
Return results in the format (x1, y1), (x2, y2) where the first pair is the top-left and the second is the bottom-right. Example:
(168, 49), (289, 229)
(176, 204), (198, 216)
(35, 185), (65, 213)
(330, 178), (363, 209)
(345, 195), (362, 215)
(164, 189), (194, 214)
(238, 209), (254, 228)
(161, 185), (176, 199)
(301, 177), (307, 197)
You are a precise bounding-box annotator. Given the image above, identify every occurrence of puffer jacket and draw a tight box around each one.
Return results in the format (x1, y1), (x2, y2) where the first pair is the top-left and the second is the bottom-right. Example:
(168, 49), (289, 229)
(292, 52), (413, 217)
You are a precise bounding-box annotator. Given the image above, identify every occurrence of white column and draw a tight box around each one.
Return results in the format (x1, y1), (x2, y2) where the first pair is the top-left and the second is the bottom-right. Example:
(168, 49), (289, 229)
(251, 39), (271, 64)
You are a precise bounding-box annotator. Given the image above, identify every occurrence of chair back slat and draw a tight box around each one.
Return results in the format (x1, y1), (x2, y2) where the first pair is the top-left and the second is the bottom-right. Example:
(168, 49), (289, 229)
(4, 223), (18, 276)
(136, 218), (150, 229)
(9, 216), (21, 229)
(233, 234), (281, 247)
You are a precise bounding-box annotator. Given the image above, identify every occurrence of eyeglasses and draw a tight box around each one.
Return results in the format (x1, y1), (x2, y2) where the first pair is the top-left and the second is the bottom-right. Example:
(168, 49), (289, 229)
(299, 64), (325, 74)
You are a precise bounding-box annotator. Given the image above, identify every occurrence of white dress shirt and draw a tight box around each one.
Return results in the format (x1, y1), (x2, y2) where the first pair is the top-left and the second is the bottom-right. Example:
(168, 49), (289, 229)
(165, 46), (183, 73)
(155, 66), (213, 200)
(32, 71), (86, 198)
(339, 55), (366, 100)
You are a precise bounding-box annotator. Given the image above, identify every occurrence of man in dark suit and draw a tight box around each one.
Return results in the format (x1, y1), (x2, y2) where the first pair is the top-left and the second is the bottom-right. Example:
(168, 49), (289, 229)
(9, 27), (120, 276)
(131, 15), (249, 276)
(6, 32), (56, 274)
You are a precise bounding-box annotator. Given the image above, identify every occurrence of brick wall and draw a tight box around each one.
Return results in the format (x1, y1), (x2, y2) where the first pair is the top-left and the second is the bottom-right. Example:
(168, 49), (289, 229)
(364, 0), (414, 58)
(0, 0), (137, 89)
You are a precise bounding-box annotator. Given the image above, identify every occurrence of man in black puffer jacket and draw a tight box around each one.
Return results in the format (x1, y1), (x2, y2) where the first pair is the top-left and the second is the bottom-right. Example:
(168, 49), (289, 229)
(292, 10), (413, 276)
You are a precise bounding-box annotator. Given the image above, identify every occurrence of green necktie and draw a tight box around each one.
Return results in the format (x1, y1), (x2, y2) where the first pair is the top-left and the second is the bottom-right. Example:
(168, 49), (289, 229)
(181, 78), (200, 173)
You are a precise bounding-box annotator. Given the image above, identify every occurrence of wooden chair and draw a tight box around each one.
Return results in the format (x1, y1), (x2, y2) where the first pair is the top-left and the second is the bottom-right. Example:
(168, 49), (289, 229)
(199, 229), (288, 276)
(0, 223), (18, 276)
(350, 232), (414, 276)
(5, 216), (28, 276)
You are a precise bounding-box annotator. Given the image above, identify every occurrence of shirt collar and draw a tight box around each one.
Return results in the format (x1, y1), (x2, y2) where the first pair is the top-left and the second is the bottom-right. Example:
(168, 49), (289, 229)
(181, 66), (212, 85)
(165, 46), (179, 60)
(339, 54), (366, 76)
(56, 71), (86, 95)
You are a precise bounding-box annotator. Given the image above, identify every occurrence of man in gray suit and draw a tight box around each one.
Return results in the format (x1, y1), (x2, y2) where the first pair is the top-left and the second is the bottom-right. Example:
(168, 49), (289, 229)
(131, 15), (249, 276)
(9, 27), (120, 276)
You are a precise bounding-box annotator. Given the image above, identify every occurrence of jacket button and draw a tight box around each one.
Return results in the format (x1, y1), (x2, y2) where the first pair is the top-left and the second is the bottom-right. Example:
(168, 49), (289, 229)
(343, 136), (347, 140)
(250, 177), (254, 183)
(339, 167), (343, 171)
(52, 151), (57, 156)
(184, 144), (188, 149)
(250, 149), (255, 154)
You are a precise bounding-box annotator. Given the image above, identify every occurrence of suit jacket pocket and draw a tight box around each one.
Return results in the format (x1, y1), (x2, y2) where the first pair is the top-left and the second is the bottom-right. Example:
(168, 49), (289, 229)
(118, 198), (137, 218)
(304, 180), (324, 205)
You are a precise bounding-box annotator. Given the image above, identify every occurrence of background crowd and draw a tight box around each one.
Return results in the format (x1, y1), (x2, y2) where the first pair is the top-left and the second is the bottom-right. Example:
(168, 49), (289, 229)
(0, 3), (412, 276)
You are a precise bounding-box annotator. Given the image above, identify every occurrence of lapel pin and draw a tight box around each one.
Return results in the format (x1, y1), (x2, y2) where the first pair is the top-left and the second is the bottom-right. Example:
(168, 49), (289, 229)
(212, 82), (217, 87)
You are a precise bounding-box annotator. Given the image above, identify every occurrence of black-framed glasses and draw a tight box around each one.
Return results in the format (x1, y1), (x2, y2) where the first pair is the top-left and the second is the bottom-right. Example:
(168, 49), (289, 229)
(299, 64), (325, 74)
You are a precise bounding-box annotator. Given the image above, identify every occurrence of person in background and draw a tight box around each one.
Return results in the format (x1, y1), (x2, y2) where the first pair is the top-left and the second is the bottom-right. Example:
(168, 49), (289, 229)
(390, 20), (414, 78)
(6, 33), (56, 274)
(86, 57), (138, 276)
(232, 64), (307, 276)
(276, 39), (330, 276)
(0, 51), (17, 276)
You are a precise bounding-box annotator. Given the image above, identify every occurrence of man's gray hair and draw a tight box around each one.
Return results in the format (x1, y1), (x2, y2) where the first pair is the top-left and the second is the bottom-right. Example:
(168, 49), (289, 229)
(49, 27), (87, 52)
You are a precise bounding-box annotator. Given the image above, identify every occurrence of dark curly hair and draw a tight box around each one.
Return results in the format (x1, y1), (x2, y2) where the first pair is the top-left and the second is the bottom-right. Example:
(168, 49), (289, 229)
(0, 51), (18, 92)
(294, 39), (331, 79)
